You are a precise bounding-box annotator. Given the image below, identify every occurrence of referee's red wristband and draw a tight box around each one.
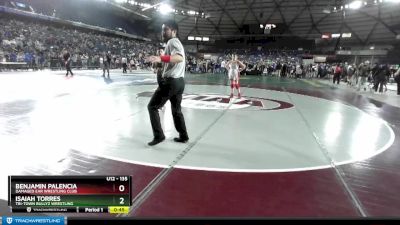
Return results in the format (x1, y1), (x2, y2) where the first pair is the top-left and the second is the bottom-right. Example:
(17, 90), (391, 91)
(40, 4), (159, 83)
(160, 55), (171, 63)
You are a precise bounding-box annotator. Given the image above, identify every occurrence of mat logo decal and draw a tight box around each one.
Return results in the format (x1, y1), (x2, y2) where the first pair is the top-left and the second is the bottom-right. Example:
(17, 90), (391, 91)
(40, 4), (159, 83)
(137, 92), (294, 111)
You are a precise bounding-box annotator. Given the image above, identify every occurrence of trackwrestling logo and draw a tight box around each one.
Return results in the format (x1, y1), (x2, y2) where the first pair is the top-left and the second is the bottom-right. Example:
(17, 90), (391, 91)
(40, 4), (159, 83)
(2, 217), (64, 225)
(137, 92), (294, 111)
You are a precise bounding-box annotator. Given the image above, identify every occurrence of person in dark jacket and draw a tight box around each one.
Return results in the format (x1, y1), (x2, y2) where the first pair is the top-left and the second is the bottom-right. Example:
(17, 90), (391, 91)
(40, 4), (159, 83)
(395, 68), (400, 95)
(103, 51), (112, 78)
(374, 64), (389, 93)
(63, 49), (73, 77)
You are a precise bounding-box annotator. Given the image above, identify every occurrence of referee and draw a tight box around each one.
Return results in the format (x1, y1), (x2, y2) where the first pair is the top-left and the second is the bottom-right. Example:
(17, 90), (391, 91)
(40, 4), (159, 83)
(146, 20), (189, 146)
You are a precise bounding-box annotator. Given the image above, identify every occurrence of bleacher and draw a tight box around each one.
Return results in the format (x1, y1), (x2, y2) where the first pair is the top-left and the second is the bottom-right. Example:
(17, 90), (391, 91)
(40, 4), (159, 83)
(0, 62), (28, 71)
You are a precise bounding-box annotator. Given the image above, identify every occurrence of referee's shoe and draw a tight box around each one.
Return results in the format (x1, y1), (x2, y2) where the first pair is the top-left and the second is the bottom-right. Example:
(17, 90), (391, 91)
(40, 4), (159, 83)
(173, 136), (189, 143)
(148, 136), (165, 146)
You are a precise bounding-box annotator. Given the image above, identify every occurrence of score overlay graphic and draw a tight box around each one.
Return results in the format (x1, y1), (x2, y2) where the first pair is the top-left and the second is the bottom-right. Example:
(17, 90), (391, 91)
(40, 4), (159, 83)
(8, 176), (132, 213)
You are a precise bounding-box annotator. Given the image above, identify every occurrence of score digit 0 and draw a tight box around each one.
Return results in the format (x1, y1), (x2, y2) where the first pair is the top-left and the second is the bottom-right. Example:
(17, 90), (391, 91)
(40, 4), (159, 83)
(119, 185), (125, 192)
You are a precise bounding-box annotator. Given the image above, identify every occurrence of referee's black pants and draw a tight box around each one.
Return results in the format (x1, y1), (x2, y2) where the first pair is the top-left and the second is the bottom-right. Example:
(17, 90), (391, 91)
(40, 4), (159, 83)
(148, 77), (188, 140)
